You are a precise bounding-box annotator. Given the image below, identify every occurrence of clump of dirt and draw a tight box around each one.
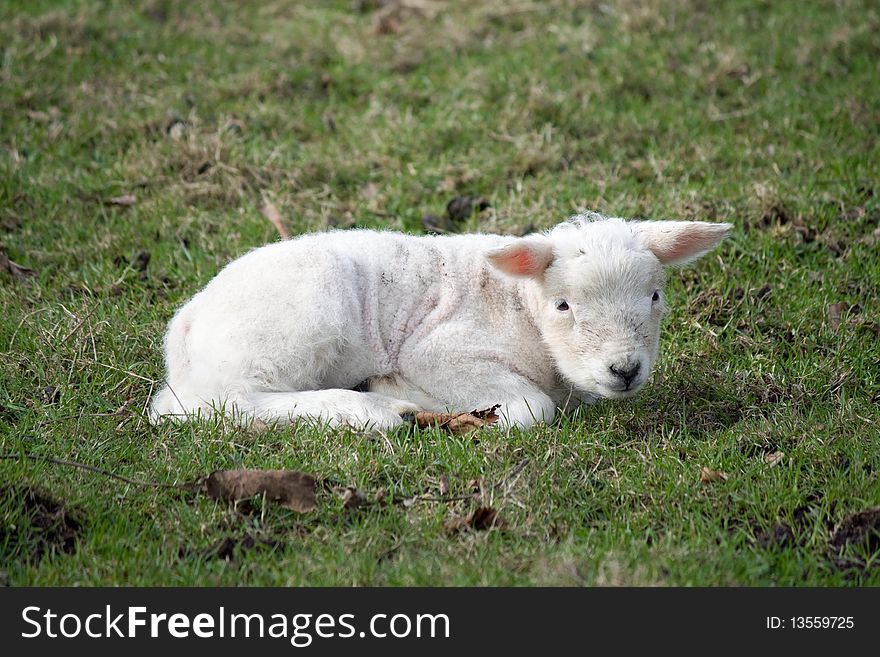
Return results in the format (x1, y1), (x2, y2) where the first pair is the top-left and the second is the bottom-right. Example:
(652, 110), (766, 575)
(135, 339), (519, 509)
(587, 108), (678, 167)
(445, 506), (505, 533)
(743, 203), (792, 233)
(621, 370), (745, 438)
(178, 534), (287, 562)
(754, 523), (795, 549)
(209, 535), (285, 562)
(0, 485), (82, 564)
(830, 507), (880, 553)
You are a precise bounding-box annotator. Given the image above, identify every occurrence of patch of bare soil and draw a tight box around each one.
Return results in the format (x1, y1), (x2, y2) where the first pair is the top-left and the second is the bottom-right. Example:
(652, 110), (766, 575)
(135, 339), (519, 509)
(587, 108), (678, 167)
(830, 507), (880, 554)
(0, 485), (82, 564)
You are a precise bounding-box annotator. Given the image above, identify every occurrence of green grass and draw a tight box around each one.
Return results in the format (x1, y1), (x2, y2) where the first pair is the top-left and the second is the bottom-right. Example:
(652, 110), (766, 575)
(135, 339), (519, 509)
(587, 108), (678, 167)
(2, 0), (879, 586)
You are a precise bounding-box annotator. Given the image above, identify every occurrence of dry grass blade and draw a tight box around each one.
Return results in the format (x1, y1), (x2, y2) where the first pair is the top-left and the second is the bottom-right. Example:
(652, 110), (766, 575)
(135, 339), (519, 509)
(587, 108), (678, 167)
(260, 199), (291, 240)
(107, 194), (136, 207)
(699, 467), (729, 484)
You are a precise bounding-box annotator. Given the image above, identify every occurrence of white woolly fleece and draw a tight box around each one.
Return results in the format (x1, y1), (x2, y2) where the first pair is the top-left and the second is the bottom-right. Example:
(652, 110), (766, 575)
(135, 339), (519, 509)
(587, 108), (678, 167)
(150, 215), (731, 430)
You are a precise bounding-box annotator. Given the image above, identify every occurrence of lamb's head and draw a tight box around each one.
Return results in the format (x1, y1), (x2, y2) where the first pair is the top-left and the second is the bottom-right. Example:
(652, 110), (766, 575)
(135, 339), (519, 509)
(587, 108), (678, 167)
(487, 216), (731, 400)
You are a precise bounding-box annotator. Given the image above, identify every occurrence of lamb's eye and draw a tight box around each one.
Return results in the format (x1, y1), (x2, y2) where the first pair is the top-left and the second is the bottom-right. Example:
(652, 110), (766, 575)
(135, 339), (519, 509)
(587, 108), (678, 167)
(555, 299), (570, 312)
(651, 290), (661, 303)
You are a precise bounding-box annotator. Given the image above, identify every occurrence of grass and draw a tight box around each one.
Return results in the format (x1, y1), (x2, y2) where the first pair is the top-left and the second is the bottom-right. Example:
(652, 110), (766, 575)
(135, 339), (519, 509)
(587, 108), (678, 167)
(1, 0), (879, 586)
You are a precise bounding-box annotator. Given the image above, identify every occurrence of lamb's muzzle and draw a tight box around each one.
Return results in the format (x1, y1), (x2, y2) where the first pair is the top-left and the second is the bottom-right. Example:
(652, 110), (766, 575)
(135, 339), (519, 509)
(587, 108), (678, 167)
(150, 214), (731, 430)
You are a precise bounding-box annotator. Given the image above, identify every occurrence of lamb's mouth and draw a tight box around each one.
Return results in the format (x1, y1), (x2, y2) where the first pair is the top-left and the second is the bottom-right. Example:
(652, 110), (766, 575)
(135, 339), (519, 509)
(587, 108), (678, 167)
(597, 383), (645, 400)
(560, 370), (645, 401)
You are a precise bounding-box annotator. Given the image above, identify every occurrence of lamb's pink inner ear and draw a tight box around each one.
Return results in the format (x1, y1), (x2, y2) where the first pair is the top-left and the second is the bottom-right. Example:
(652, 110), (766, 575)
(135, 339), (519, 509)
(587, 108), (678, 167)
(641, 222), (732, 266)
(487, 239), (554, 277)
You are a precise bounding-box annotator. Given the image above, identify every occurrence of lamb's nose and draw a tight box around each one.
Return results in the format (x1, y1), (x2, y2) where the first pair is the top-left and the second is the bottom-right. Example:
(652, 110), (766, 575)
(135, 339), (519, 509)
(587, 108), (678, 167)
(610, 362), (641, 387)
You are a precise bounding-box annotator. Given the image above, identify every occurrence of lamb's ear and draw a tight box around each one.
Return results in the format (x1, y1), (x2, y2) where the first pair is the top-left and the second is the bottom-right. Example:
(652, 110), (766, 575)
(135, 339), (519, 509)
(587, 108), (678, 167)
(486, 235), (555, 278)
(636, 221), (732, 266)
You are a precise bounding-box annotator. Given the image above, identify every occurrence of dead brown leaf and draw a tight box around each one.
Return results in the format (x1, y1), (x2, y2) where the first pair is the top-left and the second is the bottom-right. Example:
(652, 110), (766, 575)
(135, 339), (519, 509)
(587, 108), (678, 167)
(260, 199), (291, 240)
(763, 451), (785, 467)
(827, 302), (848, 330)
(444, 506), (505, 533)
(414, 405), (500, 434)
(202, 469), (316, 512)
(0, 249), (37, 283)
(700, 467), (729, 484)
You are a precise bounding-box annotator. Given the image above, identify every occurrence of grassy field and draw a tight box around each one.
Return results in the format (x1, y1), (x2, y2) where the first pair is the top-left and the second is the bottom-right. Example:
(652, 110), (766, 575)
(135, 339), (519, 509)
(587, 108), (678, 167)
(1, 0), (879, 586)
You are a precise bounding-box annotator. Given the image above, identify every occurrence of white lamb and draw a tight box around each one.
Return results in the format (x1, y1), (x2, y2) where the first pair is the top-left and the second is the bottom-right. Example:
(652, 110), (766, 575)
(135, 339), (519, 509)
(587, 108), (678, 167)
(149, 214), (731, 430)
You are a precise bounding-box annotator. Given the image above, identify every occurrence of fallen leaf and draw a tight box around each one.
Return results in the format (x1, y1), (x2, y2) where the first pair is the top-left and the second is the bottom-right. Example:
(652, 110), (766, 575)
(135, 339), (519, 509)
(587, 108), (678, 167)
(829, 507), (880, 552)
(260, 199), (291, 240)
(413, 405), (500, 434)
(439, 474), (450, 497)
(763, 451), (785, 467)
(107, 194), (136, 207)
(445, 506), (505, 533)
(0, 249), (37, 283)
(700, 467), (729, 484)
(202, 469), (316, 512)
(827, 302), (849, 330)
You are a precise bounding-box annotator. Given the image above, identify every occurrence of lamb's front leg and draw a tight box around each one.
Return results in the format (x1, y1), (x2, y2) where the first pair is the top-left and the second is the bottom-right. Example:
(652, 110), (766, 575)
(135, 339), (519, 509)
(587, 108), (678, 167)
(483, 385), (556, 430)
(401, 362), (556, 430)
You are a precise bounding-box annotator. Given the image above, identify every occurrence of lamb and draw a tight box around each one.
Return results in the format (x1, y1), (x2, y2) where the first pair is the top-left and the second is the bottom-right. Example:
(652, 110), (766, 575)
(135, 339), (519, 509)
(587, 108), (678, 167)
(149, 213), (731, 430)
